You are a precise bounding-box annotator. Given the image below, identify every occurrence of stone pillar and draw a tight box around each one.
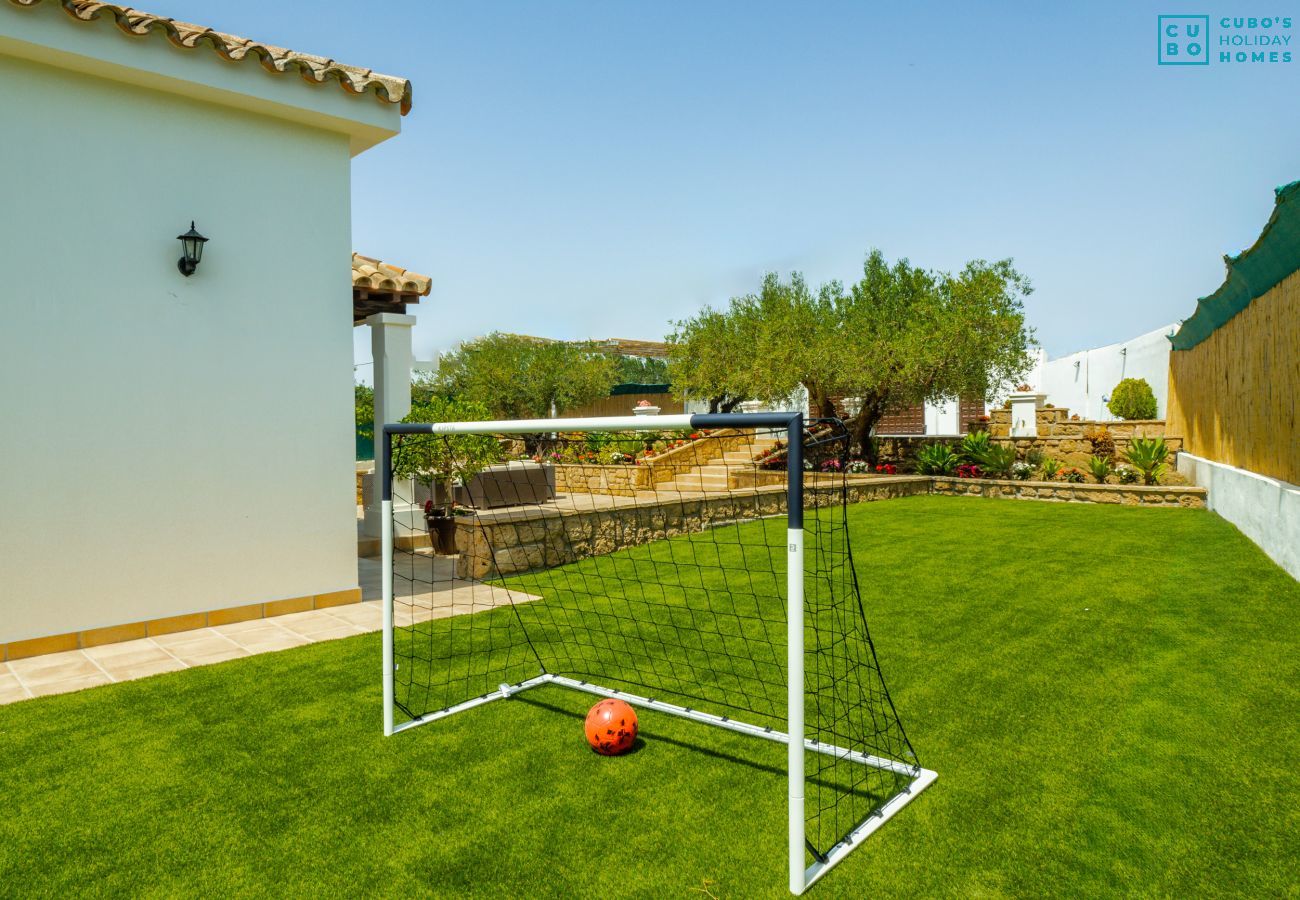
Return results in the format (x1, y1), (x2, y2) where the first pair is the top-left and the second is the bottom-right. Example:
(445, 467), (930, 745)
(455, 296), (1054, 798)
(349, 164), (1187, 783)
(362, 312), (416, 537)
(1009, 391), (1047, 437)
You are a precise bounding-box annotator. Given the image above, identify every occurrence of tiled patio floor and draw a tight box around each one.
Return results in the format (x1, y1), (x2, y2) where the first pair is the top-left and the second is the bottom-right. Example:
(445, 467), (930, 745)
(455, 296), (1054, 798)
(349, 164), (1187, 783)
(0, 553), (538, 707)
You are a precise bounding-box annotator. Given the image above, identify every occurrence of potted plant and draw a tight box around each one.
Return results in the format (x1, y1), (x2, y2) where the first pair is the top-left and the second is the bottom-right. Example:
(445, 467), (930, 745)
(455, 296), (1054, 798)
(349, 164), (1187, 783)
(395, 396), (501, 556)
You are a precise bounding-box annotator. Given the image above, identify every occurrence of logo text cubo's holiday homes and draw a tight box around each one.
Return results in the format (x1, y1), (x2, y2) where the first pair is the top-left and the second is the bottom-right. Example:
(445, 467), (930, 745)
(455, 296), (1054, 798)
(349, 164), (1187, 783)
(1158, 14), (1293, 65)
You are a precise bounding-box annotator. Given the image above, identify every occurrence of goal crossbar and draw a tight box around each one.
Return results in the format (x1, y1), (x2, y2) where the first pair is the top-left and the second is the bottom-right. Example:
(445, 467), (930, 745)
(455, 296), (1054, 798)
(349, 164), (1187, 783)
(379, 411), (933, 895)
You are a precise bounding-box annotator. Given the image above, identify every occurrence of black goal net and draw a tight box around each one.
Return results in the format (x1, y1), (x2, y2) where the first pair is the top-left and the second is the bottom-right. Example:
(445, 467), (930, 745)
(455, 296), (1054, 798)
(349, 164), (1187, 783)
(386, 420), (921, 862)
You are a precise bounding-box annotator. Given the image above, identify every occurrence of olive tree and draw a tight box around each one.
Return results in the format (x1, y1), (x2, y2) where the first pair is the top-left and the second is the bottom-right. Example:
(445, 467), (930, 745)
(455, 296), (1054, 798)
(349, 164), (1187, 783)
(393, 396), (501, 512)
(434, 332), (620, 452)
(667, 250), (1035, 460)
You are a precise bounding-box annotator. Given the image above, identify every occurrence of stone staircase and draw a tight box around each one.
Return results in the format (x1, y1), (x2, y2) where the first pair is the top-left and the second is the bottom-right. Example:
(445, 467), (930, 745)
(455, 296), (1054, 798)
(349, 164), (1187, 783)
(638, 434), (781, 497)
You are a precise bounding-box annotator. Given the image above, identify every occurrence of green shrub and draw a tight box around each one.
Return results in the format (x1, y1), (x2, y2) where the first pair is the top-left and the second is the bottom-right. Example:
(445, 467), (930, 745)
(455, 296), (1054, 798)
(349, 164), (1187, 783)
(1039, 458), (1063, 480)
(1125, 437), (1169, 485)
(397, 397), (503, 504)
(957, 431), (992, 463)
(1088, 455), (1114, 484)
(1107, 378), (1158, 420)
(915, 443), (959, 475)
(1062, 468), (1086, 483)
(1115, 465), (1141, 485)
(975, 444), (1016, 478)
(1024, 448), (1046, 469)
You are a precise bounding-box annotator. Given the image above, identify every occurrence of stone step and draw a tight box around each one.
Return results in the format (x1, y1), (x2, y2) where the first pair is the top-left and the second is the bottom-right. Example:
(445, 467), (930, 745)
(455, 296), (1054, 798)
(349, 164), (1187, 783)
(667, 476), (730, 490)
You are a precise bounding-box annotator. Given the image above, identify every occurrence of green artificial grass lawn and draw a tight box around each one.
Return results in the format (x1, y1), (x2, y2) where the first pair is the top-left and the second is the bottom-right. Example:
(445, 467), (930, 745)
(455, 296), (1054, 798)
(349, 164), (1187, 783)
(2, 495), (1298, 898)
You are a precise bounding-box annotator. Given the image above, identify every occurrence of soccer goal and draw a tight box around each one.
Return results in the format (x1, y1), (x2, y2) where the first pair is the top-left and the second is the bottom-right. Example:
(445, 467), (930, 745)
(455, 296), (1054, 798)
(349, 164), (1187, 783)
(379, 412), (935, 895)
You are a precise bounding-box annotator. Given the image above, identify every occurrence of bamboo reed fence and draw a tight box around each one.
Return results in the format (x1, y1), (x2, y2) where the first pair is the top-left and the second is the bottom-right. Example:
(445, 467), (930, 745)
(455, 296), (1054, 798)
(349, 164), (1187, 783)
(1166, 268), (1300, 484)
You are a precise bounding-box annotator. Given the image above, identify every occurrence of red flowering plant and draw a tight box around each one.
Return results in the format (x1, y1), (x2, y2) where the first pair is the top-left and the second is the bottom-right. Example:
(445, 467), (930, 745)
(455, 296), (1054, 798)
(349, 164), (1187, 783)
(820, 458), (843, 473)
(874, 463), (897, 475)
(956, 463), (982, 479)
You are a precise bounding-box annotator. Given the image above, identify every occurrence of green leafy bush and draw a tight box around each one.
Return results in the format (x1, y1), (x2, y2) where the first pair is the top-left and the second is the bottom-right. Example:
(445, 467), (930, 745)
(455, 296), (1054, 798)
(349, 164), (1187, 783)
(1107, 378), (1158, 420)
(1062, 468), (1086, 483)
(975, 444), (1016, 478)
(1024, 448), (1046, 469)
(915, 443), (959, 475)
(1125, 437), (1169, 485)
(396, 397), (503, 507)
(1039, 458), (1063, 480)
(1088, 455), (1114, 484)
(1115, 464), (1141, 485)
(355, 383), (375, 440)
(957, 431), (992, 463)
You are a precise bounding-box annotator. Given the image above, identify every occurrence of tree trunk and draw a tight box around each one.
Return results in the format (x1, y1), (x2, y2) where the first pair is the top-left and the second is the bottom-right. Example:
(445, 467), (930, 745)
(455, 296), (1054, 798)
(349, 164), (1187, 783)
(804, 382), (838, 420)
(851, 396), (888, 464)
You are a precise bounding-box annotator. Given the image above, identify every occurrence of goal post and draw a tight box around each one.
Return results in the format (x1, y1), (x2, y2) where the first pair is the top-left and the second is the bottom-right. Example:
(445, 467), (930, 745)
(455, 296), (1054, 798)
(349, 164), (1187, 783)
(378, 412), (934, 895)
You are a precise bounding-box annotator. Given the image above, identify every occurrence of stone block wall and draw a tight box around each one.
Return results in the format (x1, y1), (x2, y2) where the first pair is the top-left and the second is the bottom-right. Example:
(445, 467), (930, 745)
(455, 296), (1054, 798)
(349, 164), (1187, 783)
(931, 476), (1205, 507)
(456, 477), (932, 579)
(878, 408), (1180, 468)
(553, 463), (651, 496)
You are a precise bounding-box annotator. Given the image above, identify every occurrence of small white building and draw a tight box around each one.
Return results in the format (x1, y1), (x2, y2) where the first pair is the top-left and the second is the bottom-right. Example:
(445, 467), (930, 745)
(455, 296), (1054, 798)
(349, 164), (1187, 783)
(1022, 323), (1179, 420)
(0, 2), (413, 656)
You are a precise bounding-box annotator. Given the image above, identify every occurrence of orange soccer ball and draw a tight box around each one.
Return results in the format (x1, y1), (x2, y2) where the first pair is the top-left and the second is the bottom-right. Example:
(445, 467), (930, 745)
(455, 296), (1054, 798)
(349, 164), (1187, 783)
(584, 698), (638, 755)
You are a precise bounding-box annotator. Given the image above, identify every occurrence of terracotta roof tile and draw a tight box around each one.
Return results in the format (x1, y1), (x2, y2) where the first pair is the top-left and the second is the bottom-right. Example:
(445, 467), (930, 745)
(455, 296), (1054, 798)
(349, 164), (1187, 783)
(7, 0), (413, 114)
(352, 252), (430, 296)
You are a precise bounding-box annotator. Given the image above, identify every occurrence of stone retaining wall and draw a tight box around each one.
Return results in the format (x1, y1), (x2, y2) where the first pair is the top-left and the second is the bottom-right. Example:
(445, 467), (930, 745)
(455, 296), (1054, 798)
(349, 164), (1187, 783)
(455, 477), (930, 579)
(878, 409), (1181, 469)
(931, 476), (1205, 507)
(454, 474), (1205, 576)
(553, 463), (650, 496)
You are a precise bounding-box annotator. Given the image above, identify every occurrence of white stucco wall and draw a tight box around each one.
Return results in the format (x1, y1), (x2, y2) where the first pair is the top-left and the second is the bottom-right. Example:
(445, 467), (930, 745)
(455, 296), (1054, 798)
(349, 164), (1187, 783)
(0, 53), (359, 641)
(1022, 324), (1178, 420)
(1177, 453), (1300, 580)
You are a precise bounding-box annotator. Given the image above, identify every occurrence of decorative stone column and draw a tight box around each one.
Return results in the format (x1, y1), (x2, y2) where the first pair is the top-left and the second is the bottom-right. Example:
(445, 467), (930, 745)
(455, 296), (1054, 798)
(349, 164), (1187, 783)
(362, 312), (416, 537)
(1008, 391), (1047, 437)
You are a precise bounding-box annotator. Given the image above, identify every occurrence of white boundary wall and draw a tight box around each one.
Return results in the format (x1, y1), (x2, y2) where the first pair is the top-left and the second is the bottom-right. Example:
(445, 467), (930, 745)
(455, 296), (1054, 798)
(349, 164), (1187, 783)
(1020, 323), (1178, 420)
(1178, 453), (1300, 579)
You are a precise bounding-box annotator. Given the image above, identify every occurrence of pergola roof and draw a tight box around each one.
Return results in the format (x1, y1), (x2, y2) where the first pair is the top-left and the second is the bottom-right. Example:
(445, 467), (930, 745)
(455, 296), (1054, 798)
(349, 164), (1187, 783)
(7, 0), (413, 114)
(352, 252), (430, 325)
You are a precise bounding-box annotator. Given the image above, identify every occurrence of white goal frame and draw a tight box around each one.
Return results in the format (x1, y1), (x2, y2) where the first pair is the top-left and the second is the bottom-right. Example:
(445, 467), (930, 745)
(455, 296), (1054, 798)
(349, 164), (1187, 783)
(379, 412), (936, 895)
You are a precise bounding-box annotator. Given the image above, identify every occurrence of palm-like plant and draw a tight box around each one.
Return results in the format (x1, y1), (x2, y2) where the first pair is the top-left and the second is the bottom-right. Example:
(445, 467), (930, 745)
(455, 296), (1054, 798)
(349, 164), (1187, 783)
(957, 431), (992, 464)
(1039, 457), (1063, 480)
(1088, 455), (1114, 484)
(975, 444), (1016, 478)
(1124, 437), (1169, 485)
(915, 443), (959, 475)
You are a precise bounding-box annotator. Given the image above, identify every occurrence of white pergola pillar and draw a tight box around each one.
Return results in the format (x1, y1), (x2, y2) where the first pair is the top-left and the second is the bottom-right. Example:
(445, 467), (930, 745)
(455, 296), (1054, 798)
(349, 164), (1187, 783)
(363, 312), (416, 537)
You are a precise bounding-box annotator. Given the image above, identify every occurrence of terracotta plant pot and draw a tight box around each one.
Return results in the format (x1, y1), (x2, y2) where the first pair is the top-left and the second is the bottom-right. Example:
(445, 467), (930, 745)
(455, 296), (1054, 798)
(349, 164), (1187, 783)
(425, 514), (457, 555)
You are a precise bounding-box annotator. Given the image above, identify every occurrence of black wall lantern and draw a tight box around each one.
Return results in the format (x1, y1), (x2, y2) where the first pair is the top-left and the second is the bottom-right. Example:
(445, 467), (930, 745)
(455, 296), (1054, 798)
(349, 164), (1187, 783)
(176, 221), (208, 276)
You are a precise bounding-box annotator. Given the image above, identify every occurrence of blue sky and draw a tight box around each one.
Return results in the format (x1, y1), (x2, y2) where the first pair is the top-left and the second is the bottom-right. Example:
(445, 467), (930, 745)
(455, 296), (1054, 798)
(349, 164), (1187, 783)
(140, 1), (1299, 368)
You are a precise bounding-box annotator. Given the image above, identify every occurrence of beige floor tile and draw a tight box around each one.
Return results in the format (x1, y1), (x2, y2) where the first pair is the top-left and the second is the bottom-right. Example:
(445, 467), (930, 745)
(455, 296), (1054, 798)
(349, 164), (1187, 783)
(323, 604), (383, 628)
(270, 609), (335, 628)
(0, 673), (31, 704)
(8, 650), (100, 685)
(91, 644), (183, 678)
(279, 612), (366, 639)
(172, 645), (250, 667)
(151, 630), (240, 654)
(27, 672), (113, 698)
(104, 657), (189, 681)
(211, 620), (284, 640)
(84, 639), (170, 663)
(212, 621), (288, 642)
(281, 621), (361, 643)
(238, 632), (311, 654)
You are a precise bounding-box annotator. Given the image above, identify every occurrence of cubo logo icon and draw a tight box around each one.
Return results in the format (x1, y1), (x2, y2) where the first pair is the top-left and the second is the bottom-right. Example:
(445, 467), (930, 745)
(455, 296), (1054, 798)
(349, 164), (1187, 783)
(1159, 15), (1211, 64)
